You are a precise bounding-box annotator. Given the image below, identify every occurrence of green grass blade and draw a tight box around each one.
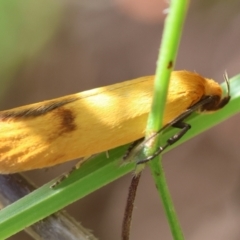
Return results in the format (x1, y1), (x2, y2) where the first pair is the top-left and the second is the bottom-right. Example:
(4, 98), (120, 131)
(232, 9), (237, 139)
(145, 0), (189, 239)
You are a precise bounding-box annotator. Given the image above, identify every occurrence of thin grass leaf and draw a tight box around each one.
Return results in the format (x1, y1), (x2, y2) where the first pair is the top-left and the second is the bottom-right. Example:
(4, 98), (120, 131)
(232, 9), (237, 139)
(144, 1), (189, 239)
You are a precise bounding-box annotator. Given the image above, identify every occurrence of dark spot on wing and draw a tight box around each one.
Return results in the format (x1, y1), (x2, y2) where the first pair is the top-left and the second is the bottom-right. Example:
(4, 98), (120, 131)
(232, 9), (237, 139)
(56, 108), (76, 134)
(0, 97), (78, 120)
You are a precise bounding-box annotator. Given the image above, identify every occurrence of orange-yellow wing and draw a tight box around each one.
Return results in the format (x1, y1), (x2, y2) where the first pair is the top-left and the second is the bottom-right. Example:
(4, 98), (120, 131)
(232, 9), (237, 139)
(0, 71), (223, 173)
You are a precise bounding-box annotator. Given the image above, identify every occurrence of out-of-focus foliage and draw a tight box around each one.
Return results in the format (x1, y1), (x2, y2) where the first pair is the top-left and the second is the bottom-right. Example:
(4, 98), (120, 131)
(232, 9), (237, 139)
(0, 0), (63, 96)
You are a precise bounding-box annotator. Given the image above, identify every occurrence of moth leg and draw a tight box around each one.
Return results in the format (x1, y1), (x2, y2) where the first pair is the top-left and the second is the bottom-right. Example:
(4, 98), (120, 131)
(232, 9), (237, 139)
(137, 121), (191, 164)
(123, 138), (144, 161)
(50, 157), (89, 188)
(166, 121), (191, 145)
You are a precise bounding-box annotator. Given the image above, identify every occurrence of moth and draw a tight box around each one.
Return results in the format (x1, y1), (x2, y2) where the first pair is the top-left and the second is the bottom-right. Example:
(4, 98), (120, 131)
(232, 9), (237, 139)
(0, 71), (230, 173)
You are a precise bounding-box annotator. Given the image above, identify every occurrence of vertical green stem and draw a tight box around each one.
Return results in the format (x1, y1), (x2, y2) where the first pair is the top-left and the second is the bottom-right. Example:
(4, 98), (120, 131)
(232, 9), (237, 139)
(146, 0), (189, 134)
(144, 0), (189, 239)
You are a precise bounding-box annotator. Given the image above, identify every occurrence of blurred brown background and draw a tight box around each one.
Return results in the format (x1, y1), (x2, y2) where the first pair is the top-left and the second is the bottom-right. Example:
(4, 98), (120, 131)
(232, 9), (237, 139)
(2, 0), (240, 239)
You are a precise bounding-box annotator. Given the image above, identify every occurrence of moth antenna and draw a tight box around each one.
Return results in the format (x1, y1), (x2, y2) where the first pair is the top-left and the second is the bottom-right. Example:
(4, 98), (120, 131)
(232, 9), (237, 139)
(223, 71), (230, 98)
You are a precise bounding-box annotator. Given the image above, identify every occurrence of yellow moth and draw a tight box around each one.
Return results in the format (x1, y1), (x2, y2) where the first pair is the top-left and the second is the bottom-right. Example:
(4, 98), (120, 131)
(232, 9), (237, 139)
(0, 71), (230, 173)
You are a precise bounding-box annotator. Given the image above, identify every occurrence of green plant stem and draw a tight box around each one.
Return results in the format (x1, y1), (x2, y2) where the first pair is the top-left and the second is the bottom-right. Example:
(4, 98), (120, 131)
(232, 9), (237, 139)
(146, 0), (189, 133)
(145, 0), (189, 240)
